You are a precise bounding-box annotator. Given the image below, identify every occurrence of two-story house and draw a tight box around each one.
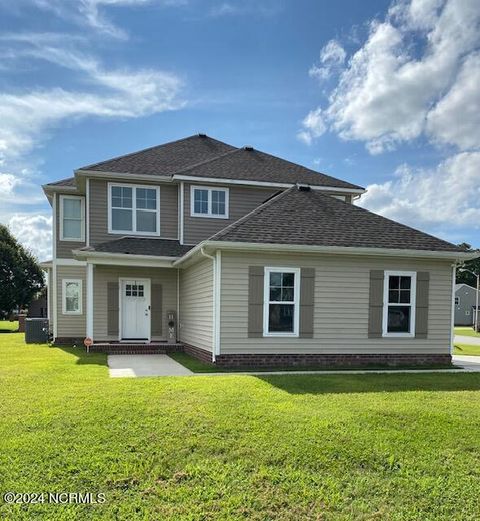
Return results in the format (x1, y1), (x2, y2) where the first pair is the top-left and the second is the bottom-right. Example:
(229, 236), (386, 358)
(41, 134), (476, 367)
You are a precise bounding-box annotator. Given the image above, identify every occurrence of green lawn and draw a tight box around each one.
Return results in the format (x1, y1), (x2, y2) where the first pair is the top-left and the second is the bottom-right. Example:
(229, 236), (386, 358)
(0, 320), (19, 332)
(454, 343), (480, 356)
(2, 334), (480, 520)
(455, 327), (480, 338)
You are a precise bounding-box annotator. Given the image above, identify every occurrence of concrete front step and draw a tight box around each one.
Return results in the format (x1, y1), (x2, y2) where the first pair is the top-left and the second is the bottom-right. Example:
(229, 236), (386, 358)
(90, 343), (183, 355)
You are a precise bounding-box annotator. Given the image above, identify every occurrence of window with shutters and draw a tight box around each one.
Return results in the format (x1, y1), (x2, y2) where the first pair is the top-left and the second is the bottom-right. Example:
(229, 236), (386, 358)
(382, 271), (416, 337)
(263, 267), (300, 337)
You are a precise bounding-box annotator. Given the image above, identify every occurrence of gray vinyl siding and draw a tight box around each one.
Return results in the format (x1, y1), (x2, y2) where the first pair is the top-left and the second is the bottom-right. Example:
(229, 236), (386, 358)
(179, 258), (213, 352)
(183, 183), (277, 244)
(89, 179), (178, 247)
(56, 265), (87, 337)
(92, 266), (177, 341)
(56, 194), (86, 259)
(455, 285), (478, 325)
(220, 251), (453, 354)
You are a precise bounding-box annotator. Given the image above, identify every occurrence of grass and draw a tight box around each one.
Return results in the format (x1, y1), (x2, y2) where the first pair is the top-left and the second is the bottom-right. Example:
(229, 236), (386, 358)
(2, 334), (480, 520)
(455, 327), (480, 338)
(0, 320), (19, 332)
(454, 343), (480, 356)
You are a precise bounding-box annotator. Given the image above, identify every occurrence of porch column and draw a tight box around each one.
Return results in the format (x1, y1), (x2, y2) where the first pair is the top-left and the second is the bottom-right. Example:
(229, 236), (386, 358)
(86, 262), (94, 339)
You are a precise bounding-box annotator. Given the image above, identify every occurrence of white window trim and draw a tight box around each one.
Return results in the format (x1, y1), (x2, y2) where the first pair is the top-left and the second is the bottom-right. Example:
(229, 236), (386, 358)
(62, 279), (83, 315)
(263, 267), (300, 337)
(59, 195), (85, 242)
(108, 182), (160, 236)
(382, 270), (416, 338)
(190, 185), (229, 219)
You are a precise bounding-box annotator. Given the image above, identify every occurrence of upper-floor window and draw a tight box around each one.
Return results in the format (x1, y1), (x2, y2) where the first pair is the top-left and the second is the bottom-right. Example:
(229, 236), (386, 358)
(190, 186), (229, 219)
(263, 267), (300, 337)
(382, 271), (417, 337)
(108, 183), (160, 236)
(60, 195), (85, 241)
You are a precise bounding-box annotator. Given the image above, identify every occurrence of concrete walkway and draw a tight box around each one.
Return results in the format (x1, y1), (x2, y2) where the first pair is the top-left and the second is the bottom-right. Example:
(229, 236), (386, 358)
(455, 335), (480, 346)
(452, 355), (480, 371)
(108, 354), (193, 378)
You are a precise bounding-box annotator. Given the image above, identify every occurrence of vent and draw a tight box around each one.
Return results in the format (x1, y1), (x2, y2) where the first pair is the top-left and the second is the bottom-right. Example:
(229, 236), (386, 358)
(198, 133), (207, 138)
(244, 145), (254, 151)
(297, 184), (311, 192)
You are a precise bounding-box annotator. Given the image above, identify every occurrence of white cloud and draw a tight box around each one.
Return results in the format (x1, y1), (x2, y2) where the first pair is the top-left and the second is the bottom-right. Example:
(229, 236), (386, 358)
(0, 33), (185, 259)
(297, 107), (326, 145)
(359, 151), (480, 231)
(301, 0), (480, 154)
(6, 214), (52, 261)
(309, 40), (346, 81)
(426, 52), (480, 150)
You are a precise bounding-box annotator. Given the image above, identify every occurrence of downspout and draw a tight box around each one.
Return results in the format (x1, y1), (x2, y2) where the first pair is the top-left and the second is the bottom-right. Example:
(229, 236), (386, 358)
(201, 247), (217, 362)
(450, 262), (461, 356)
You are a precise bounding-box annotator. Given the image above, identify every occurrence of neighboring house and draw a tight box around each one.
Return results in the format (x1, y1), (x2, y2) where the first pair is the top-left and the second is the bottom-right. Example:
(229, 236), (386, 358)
(454, 284), (479, 326)
(40, 134), (476, 367)
(27, 288), (48, 318)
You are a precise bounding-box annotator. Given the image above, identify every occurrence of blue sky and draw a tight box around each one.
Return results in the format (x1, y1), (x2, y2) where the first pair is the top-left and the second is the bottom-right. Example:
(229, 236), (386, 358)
(0, 0), (478, 259)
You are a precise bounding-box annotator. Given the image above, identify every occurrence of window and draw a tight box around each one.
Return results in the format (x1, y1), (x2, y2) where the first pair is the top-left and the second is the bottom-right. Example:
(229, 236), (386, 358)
(62, 279), (82, 315)
(455, 296), (460, 306)
(109, 183), (160, 235)
(382, 271), (416, 337)
(190, 186), (229, 218)
(125, 283), (144, 297)
(263, 267), (300, 336)
(60, 195), (85, 241)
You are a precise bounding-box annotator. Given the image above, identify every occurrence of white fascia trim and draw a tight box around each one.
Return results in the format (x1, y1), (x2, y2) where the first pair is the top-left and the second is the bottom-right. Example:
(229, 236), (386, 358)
(40, 261), (53, 269)
(76, 169), (172, 183)
(173, 174), (365, 194)
(55, 259), (87, 266)
(43, 184), (79, 194)
(174, 241), (476, 266)
(73, 250), (177, 268)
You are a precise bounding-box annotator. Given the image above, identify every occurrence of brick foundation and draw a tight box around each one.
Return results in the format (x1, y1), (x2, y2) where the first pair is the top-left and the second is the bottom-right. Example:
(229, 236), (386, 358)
(183, 343), (214, 364)
(214, 353), (452, 369)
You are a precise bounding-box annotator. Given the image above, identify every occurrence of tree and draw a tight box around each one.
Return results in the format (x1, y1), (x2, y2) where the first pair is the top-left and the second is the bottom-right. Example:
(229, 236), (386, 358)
(456, 243), (480, 287)
(0, 224), (44, 318)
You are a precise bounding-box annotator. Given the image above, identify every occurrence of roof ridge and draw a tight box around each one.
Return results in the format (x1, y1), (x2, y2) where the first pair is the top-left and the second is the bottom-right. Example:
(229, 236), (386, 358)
(76, 134), (235, 172)
(208, 187), (295, 241)
(173, 148), (242, 175)
(244, 147), (364, 190)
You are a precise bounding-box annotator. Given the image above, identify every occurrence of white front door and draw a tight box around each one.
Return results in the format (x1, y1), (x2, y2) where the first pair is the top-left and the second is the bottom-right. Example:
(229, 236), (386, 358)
(121, 279), (150, 341)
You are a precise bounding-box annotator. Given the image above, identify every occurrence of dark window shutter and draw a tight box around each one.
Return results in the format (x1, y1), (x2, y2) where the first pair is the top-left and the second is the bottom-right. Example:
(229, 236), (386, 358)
(368, 270), (384, 338)
(248, 266), (264, 338)
(415, 272), (429, 339)
(299, 268), (315, 338)
(151, 284), (163, 336)
(107, 282), (119, 337)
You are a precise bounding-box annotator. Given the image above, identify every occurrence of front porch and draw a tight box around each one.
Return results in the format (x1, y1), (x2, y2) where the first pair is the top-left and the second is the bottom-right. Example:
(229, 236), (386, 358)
(89, 341), (184, 355)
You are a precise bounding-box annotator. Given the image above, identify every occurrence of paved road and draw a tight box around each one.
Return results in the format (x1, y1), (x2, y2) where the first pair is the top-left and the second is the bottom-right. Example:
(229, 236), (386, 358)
(455, 335), (480, 346)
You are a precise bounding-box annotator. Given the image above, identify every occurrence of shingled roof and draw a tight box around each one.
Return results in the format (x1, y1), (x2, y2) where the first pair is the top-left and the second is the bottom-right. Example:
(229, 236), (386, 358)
(210, 186), (463, 253)
(78, 135), (235, 176)
(79, 237), (193, 257)
(73, 134), (362, 190)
